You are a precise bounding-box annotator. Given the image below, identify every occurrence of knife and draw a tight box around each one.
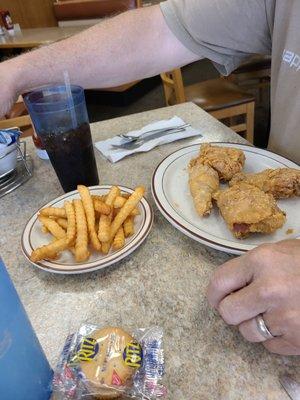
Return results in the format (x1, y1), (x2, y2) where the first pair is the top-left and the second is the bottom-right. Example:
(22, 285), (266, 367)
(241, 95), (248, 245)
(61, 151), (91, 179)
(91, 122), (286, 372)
(119, 123), (190, 141)
(279, 373), (300, 400)
(111, 126), (190, 150)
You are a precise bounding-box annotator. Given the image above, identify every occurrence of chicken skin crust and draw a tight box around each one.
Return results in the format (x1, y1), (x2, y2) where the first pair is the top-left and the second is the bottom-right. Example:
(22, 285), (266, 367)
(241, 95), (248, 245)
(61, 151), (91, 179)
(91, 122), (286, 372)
(197, 143), (245, 181)
(213, 183), (286, 238)
(229, 168), (300, 199)
(188, 160), (219, 217)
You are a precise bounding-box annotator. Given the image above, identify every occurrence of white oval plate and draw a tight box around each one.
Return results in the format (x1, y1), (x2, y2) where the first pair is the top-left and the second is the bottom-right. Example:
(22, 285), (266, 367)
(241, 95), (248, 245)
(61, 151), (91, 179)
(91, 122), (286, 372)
(22, 185), (153, 274)
(152, 143), (300, 255)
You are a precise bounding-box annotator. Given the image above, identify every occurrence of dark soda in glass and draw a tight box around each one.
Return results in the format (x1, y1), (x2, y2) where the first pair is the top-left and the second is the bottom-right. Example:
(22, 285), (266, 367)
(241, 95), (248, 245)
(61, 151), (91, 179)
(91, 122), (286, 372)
(41, 123), (98, 192)
(24, 85), (99, 192)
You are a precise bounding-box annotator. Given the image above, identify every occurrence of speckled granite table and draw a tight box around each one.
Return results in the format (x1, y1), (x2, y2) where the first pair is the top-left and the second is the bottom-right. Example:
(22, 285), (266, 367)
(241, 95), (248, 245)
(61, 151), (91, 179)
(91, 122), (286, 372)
(1, 103), (299, 399)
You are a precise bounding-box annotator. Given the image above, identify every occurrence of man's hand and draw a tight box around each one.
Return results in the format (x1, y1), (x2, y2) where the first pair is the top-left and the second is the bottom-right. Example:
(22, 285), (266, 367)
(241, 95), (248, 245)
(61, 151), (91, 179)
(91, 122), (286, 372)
(207, 240), (300, 355)
(0, 61), (19, 118)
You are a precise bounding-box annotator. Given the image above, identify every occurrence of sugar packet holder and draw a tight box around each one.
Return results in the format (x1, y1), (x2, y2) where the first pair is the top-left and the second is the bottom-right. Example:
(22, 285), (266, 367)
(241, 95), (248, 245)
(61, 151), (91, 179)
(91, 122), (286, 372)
(0, 128), (21, 157)
(52, 325), (167, 399)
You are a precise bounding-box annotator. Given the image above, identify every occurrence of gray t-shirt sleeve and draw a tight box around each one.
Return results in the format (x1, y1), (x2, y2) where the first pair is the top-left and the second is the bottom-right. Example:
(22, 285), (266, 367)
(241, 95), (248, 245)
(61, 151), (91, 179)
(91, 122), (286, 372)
(160, 0), (274, 75)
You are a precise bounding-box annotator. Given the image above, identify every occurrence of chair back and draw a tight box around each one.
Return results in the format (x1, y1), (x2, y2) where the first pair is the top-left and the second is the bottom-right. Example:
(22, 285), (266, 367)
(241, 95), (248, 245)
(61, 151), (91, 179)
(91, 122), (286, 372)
(54, 0), (141, 21)
(160, 68), (186, 106)
(0, 98), (32, 135)
(0, 115), (32, 131)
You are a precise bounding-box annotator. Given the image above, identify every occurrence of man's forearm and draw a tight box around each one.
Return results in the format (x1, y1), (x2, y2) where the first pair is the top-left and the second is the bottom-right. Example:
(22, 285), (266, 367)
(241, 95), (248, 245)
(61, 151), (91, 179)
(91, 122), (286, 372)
(6, 6), (199, 94)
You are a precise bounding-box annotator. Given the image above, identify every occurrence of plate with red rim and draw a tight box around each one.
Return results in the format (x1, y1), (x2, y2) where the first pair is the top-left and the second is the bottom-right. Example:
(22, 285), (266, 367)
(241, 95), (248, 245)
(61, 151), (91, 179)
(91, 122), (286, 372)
(151, 143), (300, 255)
(22, 185), (153, 274)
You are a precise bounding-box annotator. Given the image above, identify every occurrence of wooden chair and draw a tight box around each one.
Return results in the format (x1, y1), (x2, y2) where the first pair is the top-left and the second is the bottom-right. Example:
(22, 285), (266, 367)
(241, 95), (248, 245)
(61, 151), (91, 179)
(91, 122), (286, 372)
(160, 68), (255, 143)
(224, 55), (271, 101)
(0, 97), (33, 137)
(54, 0), (142, 21)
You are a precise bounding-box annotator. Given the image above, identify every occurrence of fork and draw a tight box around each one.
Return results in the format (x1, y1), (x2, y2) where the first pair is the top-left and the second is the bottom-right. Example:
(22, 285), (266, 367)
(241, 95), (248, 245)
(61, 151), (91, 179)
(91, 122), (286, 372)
(118, 123), (190, 142)
(111, 126), (189, 150)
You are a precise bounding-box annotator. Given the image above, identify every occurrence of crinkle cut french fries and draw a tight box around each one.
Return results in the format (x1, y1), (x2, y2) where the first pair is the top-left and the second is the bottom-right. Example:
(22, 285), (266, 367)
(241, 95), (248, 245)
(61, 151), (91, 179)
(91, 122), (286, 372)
(30, 185), (145, 263)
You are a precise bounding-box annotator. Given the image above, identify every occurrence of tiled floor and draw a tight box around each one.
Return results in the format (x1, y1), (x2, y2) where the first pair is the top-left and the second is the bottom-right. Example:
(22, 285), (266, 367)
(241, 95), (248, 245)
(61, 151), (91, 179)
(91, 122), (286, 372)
(86, 59), (270, 148)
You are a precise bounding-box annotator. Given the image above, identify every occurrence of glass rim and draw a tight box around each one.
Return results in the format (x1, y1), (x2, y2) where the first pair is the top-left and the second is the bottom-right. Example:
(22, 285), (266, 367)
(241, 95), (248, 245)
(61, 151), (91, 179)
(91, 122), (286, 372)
(24, 84), (84, 107)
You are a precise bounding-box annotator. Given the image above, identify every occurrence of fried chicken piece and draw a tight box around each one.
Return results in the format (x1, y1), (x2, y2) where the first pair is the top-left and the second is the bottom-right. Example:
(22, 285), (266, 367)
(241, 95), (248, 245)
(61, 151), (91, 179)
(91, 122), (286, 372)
(213, 183), (286, 238)
(189, 160), (219, 217)
(229, 168), (300, 199)
(197, 143), (245, 181)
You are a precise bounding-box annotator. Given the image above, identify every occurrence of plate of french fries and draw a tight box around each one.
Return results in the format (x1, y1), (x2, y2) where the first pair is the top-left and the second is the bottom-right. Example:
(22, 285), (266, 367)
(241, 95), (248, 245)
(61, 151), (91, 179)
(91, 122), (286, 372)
(22, 185), (153, 274)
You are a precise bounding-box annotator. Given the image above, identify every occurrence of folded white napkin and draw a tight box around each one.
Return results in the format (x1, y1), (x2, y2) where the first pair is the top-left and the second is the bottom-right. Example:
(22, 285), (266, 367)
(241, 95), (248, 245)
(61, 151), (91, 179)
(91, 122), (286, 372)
(94, 116), (202, 163)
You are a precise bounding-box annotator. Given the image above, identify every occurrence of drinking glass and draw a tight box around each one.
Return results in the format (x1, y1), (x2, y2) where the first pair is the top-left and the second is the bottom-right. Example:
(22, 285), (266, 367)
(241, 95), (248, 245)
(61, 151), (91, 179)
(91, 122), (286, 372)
(0, 258), (53, 400)
(25, 85), (99, 192)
